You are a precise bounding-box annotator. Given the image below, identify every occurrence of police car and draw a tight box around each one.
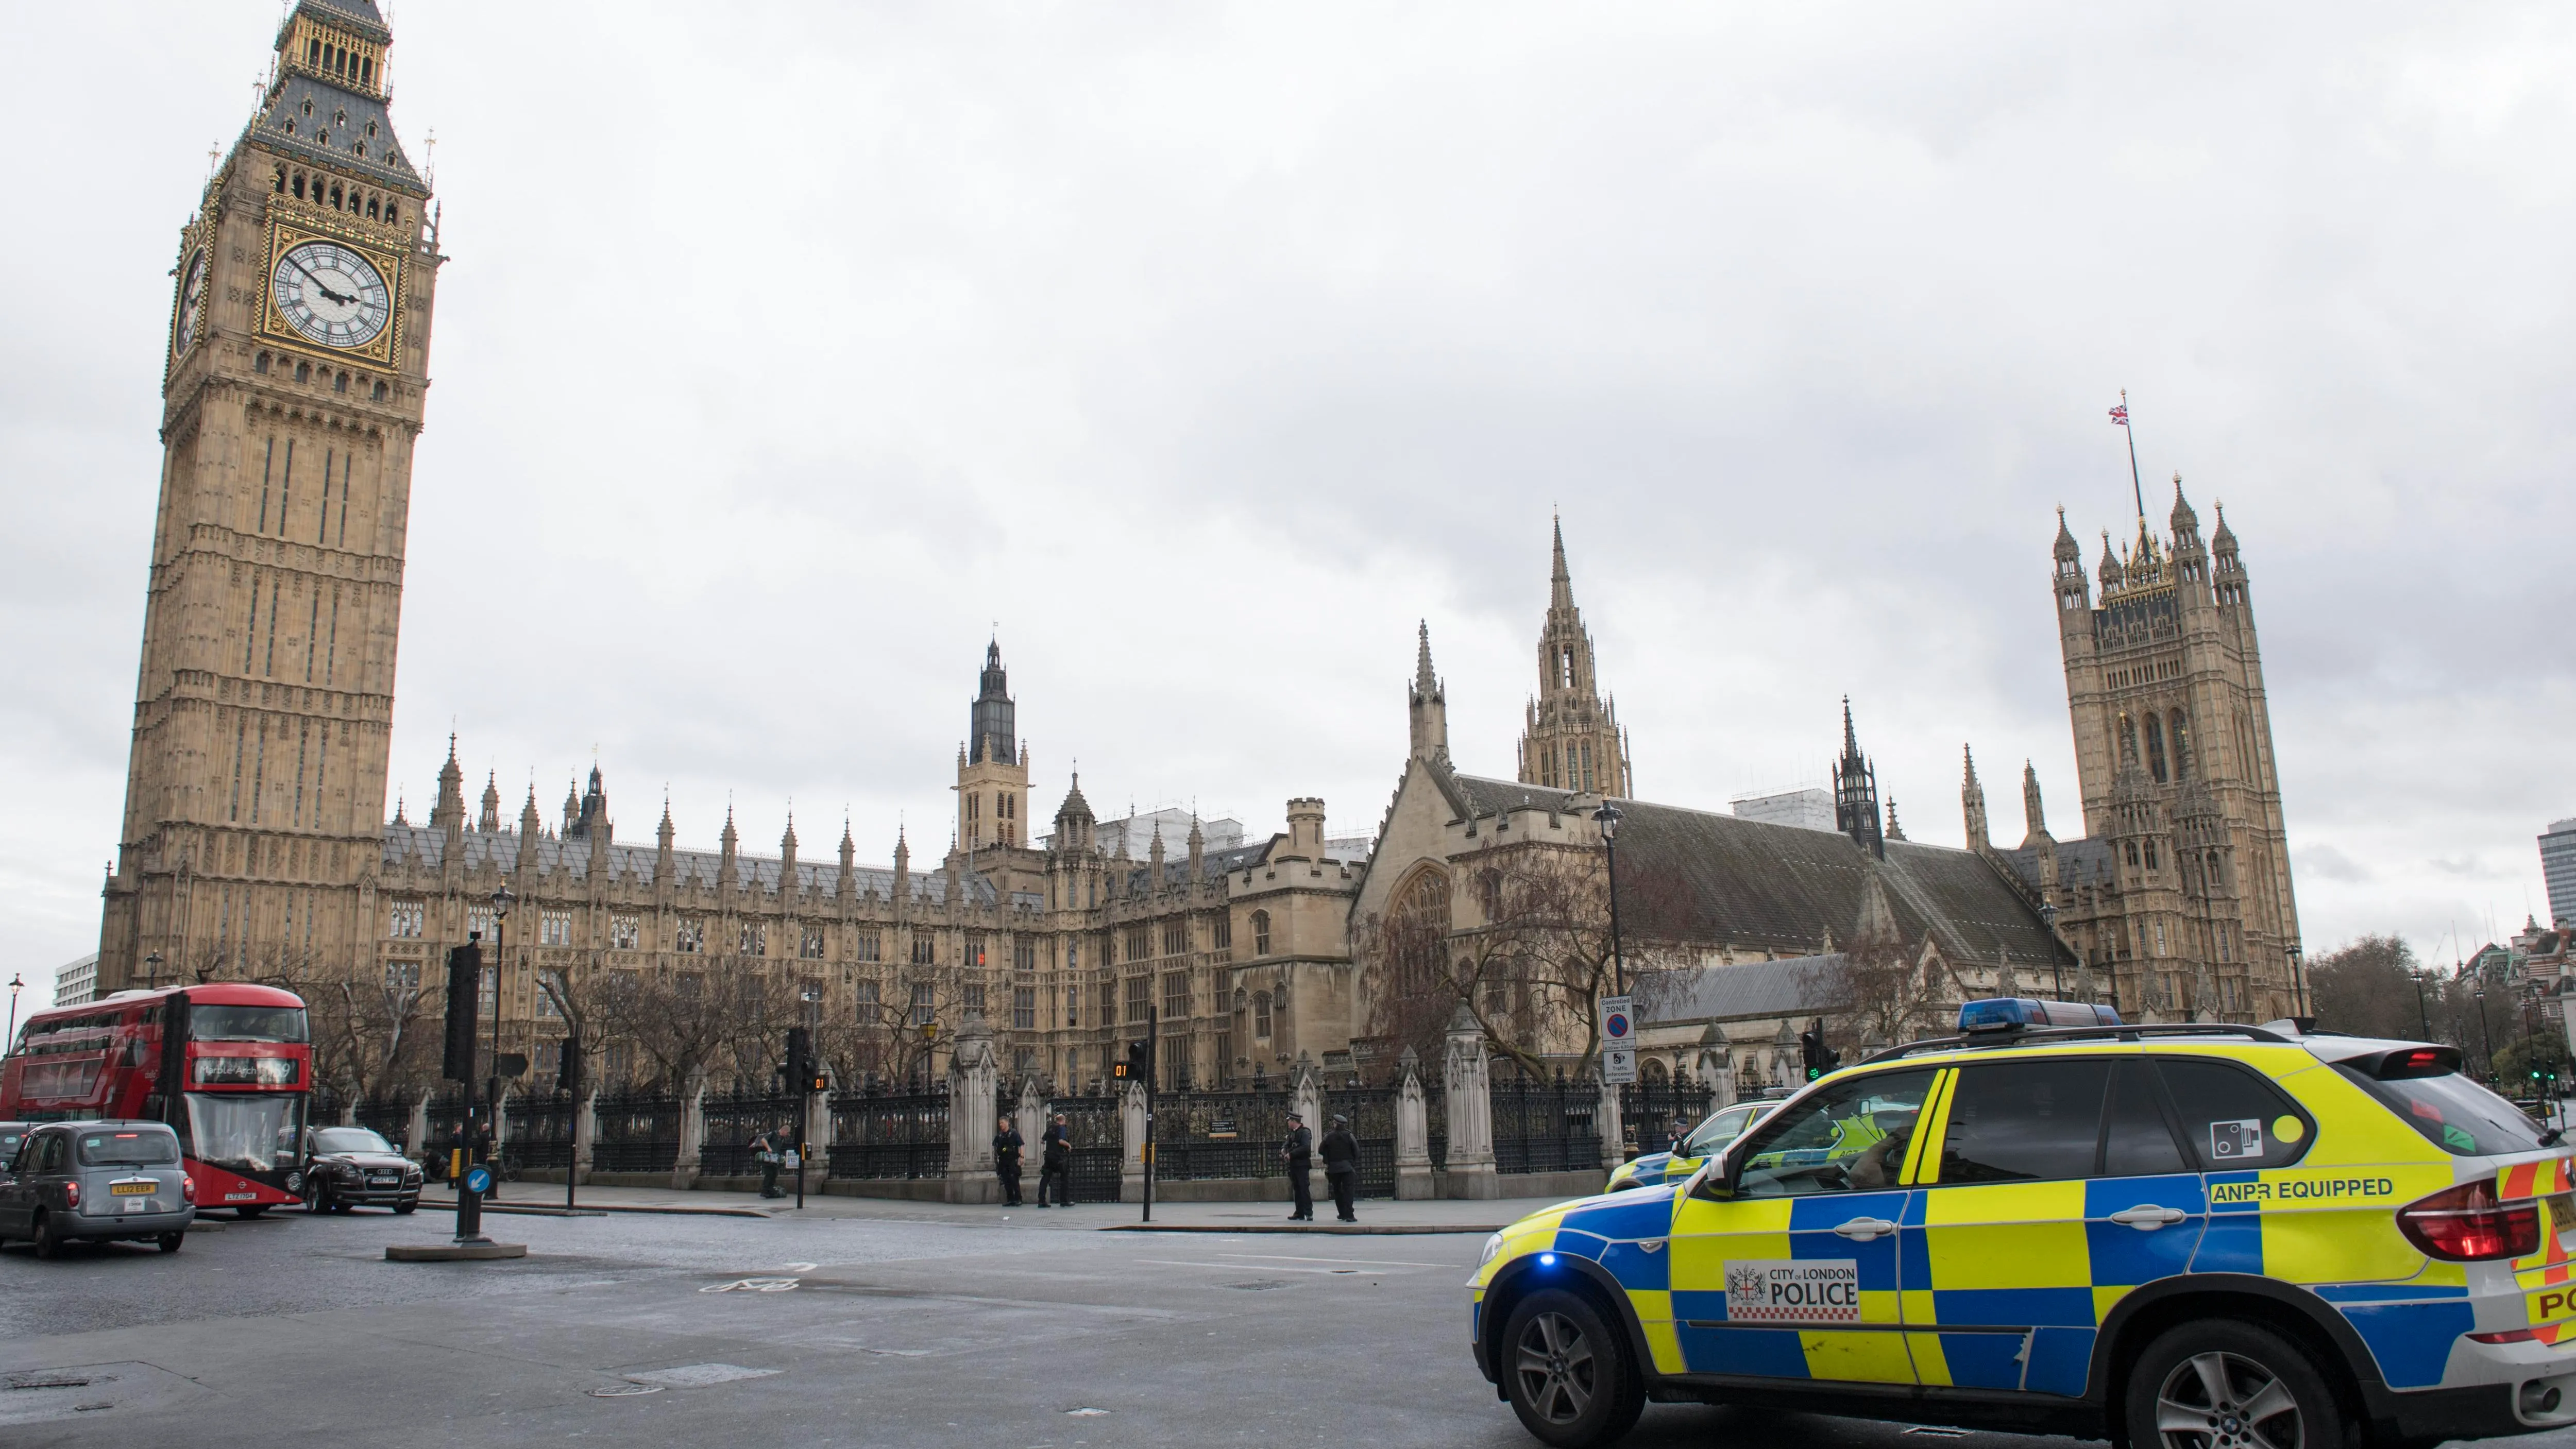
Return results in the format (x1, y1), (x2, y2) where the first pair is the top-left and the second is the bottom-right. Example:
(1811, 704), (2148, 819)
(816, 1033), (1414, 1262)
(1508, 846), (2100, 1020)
(1605, 1099), (1782, 1193)
(1467, 997), (2576, 1449)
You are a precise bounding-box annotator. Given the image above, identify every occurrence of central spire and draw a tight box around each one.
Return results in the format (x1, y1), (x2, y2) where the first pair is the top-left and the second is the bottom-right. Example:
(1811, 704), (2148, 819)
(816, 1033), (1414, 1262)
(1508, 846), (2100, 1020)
(970, 637), (1016, 765)
(1519, 516), (1633, 796)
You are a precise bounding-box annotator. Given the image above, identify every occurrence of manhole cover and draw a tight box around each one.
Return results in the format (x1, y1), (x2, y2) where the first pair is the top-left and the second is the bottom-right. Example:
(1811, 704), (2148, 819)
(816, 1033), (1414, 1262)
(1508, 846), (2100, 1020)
(1225, 1281), (1289, 1291)
(589, 1384), (664, 1399)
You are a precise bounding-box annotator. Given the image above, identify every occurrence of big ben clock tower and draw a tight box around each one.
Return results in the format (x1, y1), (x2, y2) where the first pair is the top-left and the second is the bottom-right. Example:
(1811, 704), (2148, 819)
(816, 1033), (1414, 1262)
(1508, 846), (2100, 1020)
(98, 0), (440, 995)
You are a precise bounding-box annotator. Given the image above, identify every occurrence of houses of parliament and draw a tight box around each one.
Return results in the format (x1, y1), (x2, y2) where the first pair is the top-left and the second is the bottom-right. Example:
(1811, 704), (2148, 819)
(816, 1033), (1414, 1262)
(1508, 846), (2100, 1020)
(86, 0), (2306, 1093)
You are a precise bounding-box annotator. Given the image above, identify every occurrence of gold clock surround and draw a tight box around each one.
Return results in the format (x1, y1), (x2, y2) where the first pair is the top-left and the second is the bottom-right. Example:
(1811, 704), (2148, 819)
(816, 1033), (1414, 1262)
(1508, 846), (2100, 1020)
(257, 217), (403, 368)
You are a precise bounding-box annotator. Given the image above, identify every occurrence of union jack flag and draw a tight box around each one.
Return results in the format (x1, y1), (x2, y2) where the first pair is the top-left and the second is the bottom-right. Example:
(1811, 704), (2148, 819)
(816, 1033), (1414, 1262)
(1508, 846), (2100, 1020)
(2109, 403), (2130, 427)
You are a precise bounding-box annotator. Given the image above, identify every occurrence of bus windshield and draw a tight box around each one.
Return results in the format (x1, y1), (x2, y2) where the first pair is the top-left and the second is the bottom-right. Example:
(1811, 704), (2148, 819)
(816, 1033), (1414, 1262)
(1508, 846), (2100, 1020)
(190, 1005), (309, 1043)
(185, 1092), (307, 1174)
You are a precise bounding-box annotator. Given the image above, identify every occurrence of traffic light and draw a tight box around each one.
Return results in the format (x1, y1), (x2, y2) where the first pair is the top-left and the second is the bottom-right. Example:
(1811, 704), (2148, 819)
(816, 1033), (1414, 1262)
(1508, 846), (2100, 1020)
(785, 1027), (812, 1093)
(1113, 1040), (1150, 1084)
(556, 1028), (582, 1094)
(442, 942), (482, 1082)
(1799, 1018), (1840, 1082)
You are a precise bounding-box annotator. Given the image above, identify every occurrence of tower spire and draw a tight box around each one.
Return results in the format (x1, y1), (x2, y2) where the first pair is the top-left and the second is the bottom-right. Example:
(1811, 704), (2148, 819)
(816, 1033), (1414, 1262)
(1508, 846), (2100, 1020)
(1833, 697), (1884, 859)
(1519, 517), (1632, 796)
(1550, 513), (1573, 610)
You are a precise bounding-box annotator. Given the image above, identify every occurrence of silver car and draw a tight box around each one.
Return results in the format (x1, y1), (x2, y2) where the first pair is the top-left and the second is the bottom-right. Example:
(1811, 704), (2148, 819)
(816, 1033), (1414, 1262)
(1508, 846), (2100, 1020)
(0, 1120), (195, 1257)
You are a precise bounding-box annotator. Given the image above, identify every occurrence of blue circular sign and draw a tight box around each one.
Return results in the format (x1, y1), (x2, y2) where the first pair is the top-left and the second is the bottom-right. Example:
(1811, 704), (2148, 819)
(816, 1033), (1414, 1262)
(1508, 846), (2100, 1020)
(463, 1165), (494, 1194)
(1605, 1011), (1631, 1039)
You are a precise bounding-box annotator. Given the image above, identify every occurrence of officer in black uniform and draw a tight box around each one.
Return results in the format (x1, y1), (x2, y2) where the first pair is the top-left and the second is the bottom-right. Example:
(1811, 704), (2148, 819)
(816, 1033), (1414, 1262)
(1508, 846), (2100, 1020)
(1280, 1111), (1314, 1221)
(993, 1115), (1025, 1207)
(1320, 1113), (1360, 1223)
(1037, 1113), (1071, 1208)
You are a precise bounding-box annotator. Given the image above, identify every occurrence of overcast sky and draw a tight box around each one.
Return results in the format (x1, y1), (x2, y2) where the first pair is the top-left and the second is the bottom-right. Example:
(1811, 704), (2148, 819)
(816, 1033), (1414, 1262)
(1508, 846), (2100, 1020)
(6, 3), (2571, 1013)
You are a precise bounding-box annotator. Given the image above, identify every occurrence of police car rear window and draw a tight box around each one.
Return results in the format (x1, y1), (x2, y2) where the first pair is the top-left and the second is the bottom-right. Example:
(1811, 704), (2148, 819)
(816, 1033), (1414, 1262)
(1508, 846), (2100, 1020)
(2334, 1065), (2550, 1157)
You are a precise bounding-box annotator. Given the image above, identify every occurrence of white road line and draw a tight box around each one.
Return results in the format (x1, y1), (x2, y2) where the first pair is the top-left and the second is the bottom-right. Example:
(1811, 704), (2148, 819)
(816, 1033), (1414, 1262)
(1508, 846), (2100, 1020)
(1129, 1258), (1421, 1276)
(1215, 1252), (1455, 1268)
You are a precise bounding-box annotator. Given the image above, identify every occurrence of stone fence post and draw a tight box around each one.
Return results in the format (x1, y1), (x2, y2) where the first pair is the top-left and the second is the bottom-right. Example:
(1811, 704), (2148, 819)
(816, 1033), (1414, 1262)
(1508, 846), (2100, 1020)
(946, 1015), (999, 1204)
(1394, 1046), (1432, 1200)
(574, 1086), (599, 1183)
(1440, 1004), (1496, 1199)
(406, 1093), (431, 1165)
(1591, 1066), (1624, 1169)
(1120, 1078), (1149, 1203)
(1014, 1076), (1045, 1158)
(1292, 1052), (1323, 1142)
(1696, 1024), (1735, 1110)
(672, 1069), (707, 1190)
(493, 1083), (513, 1152)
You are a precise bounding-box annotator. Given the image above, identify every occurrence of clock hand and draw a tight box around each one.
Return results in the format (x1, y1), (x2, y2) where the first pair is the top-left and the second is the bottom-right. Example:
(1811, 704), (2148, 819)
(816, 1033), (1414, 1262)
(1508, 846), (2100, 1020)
(287, 257), (359, 308)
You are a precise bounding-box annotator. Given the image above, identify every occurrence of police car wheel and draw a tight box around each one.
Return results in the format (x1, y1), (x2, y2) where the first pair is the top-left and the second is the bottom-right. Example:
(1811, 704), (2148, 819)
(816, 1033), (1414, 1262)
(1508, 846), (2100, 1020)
(2127, 1322), (2343, 1449)
(1502, 1289), (1645, 1448)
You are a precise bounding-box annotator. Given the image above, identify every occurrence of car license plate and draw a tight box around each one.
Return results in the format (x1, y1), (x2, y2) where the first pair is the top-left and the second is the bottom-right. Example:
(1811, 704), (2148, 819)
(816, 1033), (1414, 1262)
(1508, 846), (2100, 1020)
(111, 1181), (156, 1196)
(122, 1197), (156, 1213)
(370, 1175), (398, 1185)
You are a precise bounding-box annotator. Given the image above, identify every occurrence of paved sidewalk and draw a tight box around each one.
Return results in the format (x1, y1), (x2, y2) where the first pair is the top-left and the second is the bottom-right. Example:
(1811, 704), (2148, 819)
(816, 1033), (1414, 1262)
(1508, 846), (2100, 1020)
(415, 1182), (1590, 1233)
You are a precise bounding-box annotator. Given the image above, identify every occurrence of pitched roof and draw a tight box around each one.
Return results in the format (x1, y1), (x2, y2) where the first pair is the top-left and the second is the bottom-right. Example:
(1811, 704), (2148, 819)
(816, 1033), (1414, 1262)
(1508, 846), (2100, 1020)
(1638, 953), (1843, 1027)
(1444, 771), (2069, 968)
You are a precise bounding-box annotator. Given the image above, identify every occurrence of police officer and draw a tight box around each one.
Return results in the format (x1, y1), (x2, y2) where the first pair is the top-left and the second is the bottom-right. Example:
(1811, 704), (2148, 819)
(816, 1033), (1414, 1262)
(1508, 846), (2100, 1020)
(751, 1124), (788, 1198)
(1320, 1113), (1360, 1223)
(1037, 1113), (1071, 1208)
(993, 1114), (1025, 1207)
(1280, 1111), (1314, 1221)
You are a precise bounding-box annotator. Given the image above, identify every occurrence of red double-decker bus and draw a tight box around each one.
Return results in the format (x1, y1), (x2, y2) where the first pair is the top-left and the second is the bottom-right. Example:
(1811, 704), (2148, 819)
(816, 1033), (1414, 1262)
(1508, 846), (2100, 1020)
(1, 983), (312, 1215)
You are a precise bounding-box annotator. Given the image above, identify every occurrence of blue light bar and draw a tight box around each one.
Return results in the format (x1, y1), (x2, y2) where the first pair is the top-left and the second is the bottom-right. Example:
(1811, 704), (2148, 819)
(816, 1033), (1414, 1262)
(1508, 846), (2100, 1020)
(1957, 997), (2125, 1033)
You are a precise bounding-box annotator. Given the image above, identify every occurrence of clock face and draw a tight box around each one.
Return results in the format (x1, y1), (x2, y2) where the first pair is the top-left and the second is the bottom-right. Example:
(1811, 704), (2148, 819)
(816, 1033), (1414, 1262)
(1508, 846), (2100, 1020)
(174, 249), (207, 357)
(269, 240), (392, 349)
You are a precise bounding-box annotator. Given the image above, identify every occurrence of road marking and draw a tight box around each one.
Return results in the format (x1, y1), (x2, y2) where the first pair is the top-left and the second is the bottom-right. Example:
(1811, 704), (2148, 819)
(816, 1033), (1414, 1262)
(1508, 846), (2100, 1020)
(1130, 1257), (1421, 1276)
(1215, 1252), (1454, 1268)
(700, 1277), (801, 1293)
(623, 1363), (781, 1388)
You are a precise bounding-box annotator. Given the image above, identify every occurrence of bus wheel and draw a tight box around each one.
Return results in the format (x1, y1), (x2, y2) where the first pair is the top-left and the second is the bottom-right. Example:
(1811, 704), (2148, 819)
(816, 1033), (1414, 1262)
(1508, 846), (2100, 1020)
(158, 1233), (184, 1253)
(236, 1205), (267, 1220)
(32, 1213), (65, 1260)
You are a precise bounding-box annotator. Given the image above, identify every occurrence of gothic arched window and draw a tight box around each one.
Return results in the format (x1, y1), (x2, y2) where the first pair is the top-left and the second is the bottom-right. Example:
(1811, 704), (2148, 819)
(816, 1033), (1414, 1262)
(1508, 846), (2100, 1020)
(2145, 713), (2168, 782)
(1251, 910), (1271, 956)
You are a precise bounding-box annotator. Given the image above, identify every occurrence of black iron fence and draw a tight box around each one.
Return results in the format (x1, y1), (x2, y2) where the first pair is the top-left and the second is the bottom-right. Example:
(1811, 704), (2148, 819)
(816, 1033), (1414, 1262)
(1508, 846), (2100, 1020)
(1153, 1087), (1294, 1181)
(355, 1095), (414, 1151)
(1619, 1080), (1717, 1155)
(1047, 1090), (1124, 1203)
(1490, 1077), (1603, 1176)
(827, 1086), (949, 1180)
(503, 1090), (578, 1173)
(701, 1090), (804, 1177)
(1324, 1085), (1400, 1199)
(592, 1090), (681, 1174)
(424, 1090), (470, 1178)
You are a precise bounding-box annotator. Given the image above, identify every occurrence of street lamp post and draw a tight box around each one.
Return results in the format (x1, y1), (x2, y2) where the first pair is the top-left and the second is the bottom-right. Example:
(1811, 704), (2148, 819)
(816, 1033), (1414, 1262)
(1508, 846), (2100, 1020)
(1593, 802), (1626, 999)
(2473, 986), (2496, 1080)
(2288, 943), (2308, 1021)
(2409, 970), (2432, 1042)
(143, 951), (163, 990)
(6, 973), (22, 1046)
(487, 885), (515, 1190)
(798, 980), (823, 1211)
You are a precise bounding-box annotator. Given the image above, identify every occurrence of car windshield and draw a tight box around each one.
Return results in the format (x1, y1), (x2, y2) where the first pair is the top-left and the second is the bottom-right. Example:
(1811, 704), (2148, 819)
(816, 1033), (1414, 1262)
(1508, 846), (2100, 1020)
(2337, 1065), (2552, 1157)
(1682, 1106), (1761, 1157)
(185, 1092), (308, 1173)
(190, 1004), (309, 1043)
(311, 1128), (397, 1155)
(77, 1130), (180, 1166)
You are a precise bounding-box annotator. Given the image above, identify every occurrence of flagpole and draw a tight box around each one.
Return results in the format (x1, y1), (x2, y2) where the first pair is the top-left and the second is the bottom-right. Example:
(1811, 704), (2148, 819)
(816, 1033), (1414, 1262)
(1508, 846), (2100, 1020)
(2119, 387), (2146, 522)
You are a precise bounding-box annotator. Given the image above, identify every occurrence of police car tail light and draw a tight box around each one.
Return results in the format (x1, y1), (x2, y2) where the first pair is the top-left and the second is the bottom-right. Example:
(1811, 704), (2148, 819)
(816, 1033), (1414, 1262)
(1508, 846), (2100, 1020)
(2399, 1180), (2540, 1261)
(1957, 997), (2126, 1033)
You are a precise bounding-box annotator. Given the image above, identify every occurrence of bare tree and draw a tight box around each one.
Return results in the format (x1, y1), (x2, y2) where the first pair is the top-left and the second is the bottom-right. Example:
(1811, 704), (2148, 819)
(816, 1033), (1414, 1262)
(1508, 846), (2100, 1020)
(1358, 845), (1689, 1079)
(2309, 934), (2430, 1041)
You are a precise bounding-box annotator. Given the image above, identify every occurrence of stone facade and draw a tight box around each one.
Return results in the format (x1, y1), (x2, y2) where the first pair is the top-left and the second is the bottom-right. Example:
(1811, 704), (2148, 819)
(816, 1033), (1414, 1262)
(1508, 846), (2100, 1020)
(366, 643), (1364, 1093)
(98, 0), (440, 999)
(1972, 487), (2303, 1022)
